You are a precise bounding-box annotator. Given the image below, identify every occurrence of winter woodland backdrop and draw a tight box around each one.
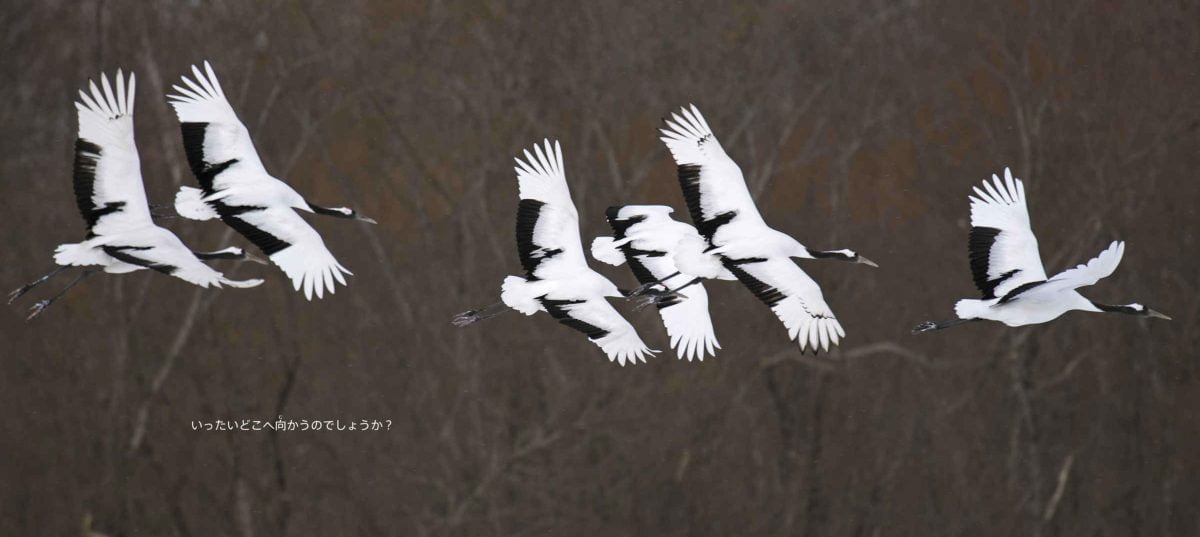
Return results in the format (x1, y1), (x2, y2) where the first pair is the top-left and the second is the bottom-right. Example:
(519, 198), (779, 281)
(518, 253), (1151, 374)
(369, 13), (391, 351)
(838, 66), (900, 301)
(1, 1), (1198, 535)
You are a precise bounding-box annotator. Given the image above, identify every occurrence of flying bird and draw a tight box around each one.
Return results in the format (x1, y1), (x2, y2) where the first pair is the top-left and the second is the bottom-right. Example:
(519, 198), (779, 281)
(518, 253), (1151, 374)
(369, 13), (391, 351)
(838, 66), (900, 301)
(167, 61), (376, 300)
(913, 168), (1169, 332)
(9, 70), (263, 319)
(658, 105), (877, 354)
(453, 140), (656, 366)
(591, 205), (729, 361)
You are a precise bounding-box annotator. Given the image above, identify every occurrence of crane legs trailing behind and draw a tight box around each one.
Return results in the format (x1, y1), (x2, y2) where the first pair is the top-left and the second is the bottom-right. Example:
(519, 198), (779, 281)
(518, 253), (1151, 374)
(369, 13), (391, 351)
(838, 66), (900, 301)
(451, 302), (508, 327)
(911, 318), (979, 334)
(633, 277), (702, 311)
(8, 266), (69, 305)
(23, 269), (96, 320)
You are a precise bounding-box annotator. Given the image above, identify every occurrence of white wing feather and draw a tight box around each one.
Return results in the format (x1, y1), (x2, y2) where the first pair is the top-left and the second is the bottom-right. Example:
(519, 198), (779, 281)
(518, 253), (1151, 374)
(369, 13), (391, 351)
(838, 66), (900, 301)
(968, 168), (1048, 298)
(729, 258), (844, 353)
(123, 228), (264, 288)
(656, 281), (720, 361)
(514, 140), (588, 275)
(659, 105), (764, 227)
(74, 70), (152, 232)
(556, 297), (656, 366)
(166, 61), (268, 178)
(1025, 240), (1125, 297)
(237, 207), (351, 300)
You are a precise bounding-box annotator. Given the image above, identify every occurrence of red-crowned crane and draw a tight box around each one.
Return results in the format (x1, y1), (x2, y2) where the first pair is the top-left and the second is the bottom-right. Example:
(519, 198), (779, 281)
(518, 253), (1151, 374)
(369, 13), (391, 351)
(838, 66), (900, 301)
(167, 61), (376, 300)
(658, 105), (877, 353)
(591, 205), (731, 361)
(453, 140), (656, 366)
(9, 70), (263, 319)
(913, 168), (1169, 332)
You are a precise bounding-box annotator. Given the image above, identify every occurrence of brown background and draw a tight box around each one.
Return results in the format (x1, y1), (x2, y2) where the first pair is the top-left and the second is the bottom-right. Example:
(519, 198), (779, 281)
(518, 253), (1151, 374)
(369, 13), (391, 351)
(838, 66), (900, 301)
(2, 1), (1198, 535)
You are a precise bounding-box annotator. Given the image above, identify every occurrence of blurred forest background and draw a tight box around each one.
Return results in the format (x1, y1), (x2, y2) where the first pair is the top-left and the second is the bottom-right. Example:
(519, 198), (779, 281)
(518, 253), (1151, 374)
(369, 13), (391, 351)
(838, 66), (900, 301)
(2, 0), (1198, 535)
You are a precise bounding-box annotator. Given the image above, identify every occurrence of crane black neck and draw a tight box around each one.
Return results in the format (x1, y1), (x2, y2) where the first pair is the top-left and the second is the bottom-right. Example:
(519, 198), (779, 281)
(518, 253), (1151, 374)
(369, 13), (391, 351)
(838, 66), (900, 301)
(308, 203), (354, 219)
(807, 248), (855, 261)
(1090, 301), (1139, 315)
(194, 249), (243, 260)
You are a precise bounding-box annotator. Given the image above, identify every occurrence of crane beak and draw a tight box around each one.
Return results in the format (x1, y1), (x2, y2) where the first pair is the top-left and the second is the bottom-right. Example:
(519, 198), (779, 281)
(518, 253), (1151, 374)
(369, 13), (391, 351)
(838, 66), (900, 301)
(856, 255), (879, 268)
(1146, 309), (1171, 320)
(244, 252), (270, 265)
(356, 215), (378, 224)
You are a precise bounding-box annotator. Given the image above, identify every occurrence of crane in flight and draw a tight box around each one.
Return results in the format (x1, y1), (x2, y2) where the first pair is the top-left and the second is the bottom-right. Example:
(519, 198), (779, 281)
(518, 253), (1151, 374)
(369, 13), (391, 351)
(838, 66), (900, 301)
(591, 205), (728, 361)
(167, 61), (375, 300)
(10, 70), (263, 319)
(657, 105), (877, 353)
(913, 168), (1169, 332)
(453, 140), (656, 366)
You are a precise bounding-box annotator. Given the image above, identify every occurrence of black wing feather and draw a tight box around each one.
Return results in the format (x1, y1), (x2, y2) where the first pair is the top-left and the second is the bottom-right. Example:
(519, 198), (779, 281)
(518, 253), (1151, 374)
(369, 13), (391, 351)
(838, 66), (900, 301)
(676, 163), (737, 241)
(72, 139), (127, 231)
(102, 246), (178, 275)
(215, 205), (290, 256)
(516, 199), (563, 279)
(723, 257), (784, 308)
(968, 226), (1023, 299)
(539, 298), (610, 340)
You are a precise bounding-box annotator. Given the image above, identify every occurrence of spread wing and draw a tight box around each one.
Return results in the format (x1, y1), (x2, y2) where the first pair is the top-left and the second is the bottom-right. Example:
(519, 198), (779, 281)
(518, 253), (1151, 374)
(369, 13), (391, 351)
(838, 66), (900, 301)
(659, 105), (764, 241)
(656, 283), (720, 361)
(73, 70), (153, 234)
(724, 257), (844, 353)
(538, 296), (655, 366)
(514, 139), (587, 279)
(1016, 241), (1125, 300)
(167, 61), (268, 194)
(227, 206), (351, 300)
(101, 228), (263, 289)
(967, 168), (1048, 299)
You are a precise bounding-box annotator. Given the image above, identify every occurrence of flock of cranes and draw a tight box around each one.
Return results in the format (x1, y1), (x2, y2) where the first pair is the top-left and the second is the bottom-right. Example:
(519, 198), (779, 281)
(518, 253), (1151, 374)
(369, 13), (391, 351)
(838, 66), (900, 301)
(9, 63), (374, 318)
(10, 65), (1169, 364)
(452, 106), (1169, 365)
